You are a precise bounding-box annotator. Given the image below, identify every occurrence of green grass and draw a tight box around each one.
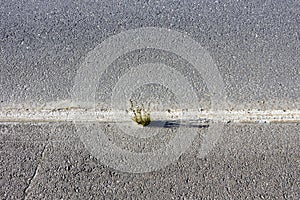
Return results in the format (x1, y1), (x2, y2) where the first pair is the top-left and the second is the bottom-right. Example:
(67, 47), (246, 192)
(129, 99), (151, 126)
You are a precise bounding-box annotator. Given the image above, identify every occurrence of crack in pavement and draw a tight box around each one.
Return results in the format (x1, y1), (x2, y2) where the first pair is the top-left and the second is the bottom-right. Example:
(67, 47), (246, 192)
(23, 143), (48, 200)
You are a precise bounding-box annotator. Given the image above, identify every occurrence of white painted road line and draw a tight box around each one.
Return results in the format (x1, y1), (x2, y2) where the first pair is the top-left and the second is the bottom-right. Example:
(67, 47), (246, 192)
(0, 108), (299, 123)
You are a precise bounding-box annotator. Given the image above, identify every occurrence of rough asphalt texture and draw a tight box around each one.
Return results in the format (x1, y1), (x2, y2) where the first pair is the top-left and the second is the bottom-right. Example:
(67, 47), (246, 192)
(0, 0), (299, 199)
(0, 0), (299, 109)
(1, 123), (299, 199)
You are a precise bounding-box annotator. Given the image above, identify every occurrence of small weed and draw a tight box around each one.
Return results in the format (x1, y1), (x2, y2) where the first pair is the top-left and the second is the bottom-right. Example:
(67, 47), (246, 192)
(128, 99), (151, 126)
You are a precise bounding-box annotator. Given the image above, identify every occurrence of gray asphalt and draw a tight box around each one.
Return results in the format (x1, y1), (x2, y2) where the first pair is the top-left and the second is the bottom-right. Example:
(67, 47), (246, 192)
(1, 0), (300, 199)
(0, 0), (299, 109)
(1, 123), (299, 199)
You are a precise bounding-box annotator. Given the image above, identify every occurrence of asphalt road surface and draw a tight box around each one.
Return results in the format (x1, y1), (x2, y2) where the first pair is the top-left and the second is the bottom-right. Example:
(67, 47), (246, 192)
(1, 0), (299, 199)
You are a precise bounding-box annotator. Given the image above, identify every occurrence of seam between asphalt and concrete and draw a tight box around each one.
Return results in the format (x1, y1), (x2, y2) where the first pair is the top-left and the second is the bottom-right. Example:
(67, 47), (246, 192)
(0, 107), (299, 124)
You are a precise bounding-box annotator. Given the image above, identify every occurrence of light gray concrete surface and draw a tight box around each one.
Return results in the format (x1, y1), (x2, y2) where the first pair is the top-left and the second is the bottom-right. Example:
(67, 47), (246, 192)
(1, 0), (299, 199)
(1, 123), (299, 199)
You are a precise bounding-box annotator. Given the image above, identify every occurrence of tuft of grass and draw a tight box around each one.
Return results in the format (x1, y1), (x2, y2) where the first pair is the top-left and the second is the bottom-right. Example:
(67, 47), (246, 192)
(128, 99), (151, 126)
